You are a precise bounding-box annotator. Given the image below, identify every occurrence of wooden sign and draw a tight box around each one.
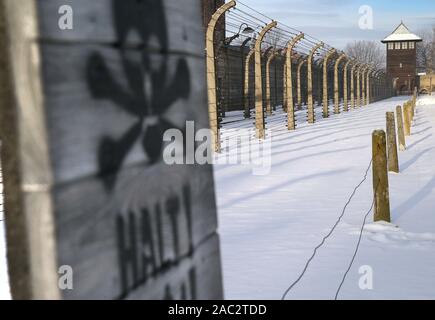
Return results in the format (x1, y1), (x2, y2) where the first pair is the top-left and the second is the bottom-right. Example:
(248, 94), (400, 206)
(0, 0), (222, 299)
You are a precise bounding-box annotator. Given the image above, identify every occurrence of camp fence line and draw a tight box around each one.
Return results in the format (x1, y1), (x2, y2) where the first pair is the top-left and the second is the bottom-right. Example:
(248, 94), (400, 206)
(0, 0), (396, 300)
(205, 0), (394, 152)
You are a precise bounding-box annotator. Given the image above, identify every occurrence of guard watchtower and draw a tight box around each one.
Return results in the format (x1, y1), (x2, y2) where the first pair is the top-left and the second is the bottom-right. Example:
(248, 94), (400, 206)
(382, 22), (422, 95)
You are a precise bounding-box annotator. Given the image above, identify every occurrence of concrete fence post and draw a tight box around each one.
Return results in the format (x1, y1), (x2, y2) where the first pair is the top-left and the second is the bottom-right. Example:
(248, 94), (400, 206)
(334, 54), (346, 114)
(350, 63), (357, 109)
(386, 112), (399, 173)
(343, 60), (351, 112)
(297, 59), (306, 110)
(307, 42), (324, 124)
(356, 65), (361, 108)
(255, 20), (277, 139)
(283, 57), (287, 112)
(361, 66), (367, 106)
(265, 49), (277, 116)
(407, 100), (413, 129)
(322, 49), (336, 118)
(206, 0), (237, 152)
(286, 33), (304, 130)
(372, 130), (391, 222)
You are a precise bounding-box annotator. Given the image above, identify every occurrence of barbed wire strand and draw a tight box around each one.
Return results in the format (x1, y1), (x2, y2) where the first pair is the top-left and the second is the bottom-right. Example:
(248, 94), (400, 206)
(281, 158), (373, 300)
(334, 183), (376, 300)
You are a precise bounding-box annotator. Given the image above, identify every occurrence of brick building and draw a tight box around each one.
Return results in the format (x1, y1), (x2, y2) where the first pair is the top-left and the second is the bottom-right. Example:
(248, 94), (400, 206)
(382, 22), (422, 95)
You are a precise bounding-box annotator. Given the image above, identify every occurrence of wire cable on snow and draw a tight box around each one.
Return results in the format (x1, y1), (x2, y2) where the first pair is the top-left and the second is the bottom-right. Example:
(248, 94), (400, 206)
(334, 183), (377, 300)
(281, 159), (373, 300)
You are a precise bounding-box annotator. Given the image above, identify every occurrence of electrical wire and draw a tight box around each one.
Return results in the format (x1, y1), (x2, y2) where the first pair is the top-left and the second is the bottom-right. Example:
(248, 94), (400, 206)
(281, 158), (373, 300)
(334, 190), (375, 300)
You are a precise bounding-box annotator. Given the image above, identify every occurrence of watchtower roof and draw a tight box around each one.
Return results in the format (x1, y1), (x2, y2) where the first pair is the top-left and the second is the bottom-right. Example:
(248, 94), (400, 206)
(381, 22), (422, 43)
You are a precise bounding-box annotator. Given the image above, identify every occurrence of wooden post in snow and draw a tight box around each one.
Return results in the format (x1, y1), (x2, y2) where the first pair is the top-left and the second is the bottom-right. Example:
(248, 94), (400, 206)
(372, 130), (391, 222)
(386, 112), (399, 173)
(406, 101), (413, 130)
(396, 105), (406, 151)
(403, 102), (411, 136)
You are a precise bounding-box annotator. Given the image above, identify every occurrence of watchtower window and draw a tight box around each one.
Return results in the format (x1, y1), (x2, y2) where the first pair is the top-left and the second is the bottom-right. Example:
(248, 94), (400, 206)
(402, 42), (408, 49)
(388, 43), (394, 50)
(395, 42), (401, 49)
(409, 41), (415, 49)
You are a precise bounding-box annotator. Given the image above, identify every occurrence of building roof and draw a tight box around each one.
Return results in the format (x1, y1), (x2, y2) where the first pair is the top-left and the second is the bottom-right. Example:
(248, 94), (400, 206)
(381, 22), (423, 43)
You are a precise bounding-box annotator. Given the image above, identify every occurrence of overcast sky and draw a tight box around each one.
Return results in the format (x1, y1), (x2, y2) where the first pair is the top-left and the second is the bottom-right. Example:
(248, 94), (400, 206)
(239, 0), (435, 49)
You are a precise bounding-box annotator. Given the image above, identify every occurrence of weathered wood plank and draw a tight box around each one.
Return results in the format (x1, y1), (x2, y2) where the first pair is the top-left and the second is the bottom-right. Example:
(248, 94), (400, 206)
(124, 235), (223, 300)
(1, 0), (221, 300)
(39, 44), (208, 184)
(36, 0), (204, 56)
(55, 163), (218, 299)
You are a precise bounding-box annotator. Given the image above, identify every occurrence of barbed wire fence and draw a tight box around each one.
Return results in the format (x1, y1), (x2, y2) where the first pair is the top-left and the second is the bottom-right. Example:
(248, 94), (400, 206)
(208, 0), (394, 124)
(206, 0), (404, 300)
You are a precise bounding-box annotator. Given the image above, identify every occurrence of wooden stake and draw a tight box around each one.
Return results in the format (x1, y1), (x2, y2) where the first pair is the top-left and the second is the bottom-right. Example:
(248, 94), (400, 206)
(386, 112), (399, 173)
(372, 130), (391, 222)
(403, 103), (411, 136)
(396, 105), (406, 151)
(407, 101), (413, 131)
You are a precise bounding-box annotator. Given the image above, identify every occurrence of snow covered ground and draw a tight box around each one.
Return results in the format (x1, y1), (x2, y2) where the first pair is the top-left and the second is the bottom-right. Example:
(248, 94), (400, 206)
(214, 96), (435, 300)
(1, 96), (434, 300)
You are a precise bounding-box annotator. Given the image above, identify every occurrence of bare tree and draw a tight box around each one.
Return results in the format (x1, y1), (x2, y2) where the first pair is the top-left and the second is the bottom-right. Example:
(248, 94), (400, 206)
(416, 26), (435, 73)
(264, 29), (286, 51)
(344, 40), (385, 70)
